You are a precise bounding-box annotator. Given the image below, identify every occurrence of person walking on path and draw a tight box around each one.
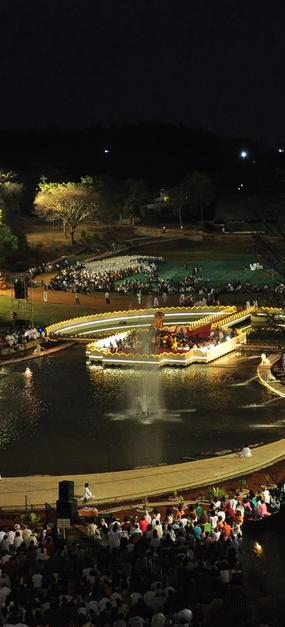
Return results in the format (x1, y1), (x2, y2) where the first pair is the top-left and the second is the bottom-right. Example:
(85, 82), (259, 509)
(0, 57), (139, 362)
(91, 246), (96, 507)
(105, 291), (110, 305)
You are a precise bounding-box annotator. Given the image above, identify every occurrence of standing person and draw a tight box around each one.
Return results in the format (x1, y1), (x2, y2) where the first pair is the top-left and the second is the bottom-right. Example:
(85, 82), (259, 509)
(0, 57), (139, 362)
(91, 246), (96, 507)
(153, 296), (159, 308)
(179, 292), (185, 305)
(137, 291), (142, 306)
(282, 349), (285, 373)
(75, 291), (80, 304)
(43, 283), (48, 303)
(162, 291), (167, 305)
(105, 291), (110, 305)
(82, 483), (94, 502)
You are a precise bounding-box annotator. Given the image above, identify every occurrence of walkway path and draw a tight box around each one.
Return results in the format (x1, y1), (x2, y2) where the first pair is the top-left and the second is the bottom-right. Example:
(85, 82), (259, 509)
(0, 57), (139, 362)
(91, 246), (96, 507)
(1, 439), (285, 509)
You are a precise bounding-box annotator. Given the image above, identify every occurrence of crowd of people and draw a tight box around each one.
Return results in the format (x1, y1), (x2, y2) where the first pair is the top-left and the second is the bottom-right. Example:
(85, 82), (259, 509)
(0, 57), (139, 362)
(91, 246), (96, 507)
(48, 257), (161, 295)
(0, 324), (45, 352)
(0, 481), (283, 626)
(25, 255), (285, 307)
(100, 326), (235, 356)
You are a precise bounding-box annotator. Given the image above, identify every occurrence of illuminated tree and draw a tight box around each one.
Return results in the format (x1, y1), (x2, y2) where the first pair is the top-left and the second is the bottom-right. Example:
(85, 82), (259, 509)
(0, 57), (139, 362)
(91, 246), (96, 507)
(34, 179), (98, 245)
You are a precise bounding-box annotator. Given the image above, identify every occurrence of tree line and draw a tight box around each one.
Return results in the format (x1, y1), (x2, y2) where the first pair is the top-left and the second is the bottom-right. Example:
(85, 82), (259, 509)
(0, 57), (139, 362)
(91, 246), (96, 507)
(0, 169), (215, 250)
(33, 172), (215, 245)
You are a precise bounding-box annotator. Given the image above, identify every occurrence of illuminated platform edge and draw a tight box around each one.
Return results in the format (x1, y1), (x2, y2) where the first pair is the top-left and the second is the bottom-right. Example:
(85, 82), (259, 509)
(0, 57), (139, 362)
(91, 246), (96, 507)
(45, 305), (285, 339)
(2, 439), (285, 508)
(257, 354), (285, 398)
(87, 333), (246, 367)
(46, 305), (237, 337)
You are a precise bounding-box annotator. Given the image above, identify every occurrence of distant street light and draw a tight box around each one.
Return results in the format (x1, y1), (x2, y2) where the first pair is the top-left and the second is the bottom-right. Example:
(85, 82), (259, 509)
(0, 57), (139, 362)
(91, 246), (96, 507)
(240, 150), (248, 159)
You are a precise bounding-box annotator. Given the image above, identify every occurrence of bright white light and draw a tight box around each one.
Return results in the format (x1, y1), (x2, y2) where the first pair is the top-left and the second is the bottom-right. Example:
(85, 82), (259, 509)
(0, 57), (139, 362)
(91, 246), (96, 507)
(240, 183), (244, 187)
(104, 149), (110, 154)
(240, 151), (248, 159)
(278, 148), (284, 153)
(24, 367), (32, 379)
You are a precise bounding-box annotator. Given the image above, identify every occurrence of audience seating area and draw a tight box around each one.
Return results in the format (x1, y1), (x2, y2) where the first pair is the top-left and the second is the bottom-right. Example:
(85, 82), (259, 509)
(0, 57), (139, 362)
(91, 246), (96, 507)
(0, 482), (283, 626)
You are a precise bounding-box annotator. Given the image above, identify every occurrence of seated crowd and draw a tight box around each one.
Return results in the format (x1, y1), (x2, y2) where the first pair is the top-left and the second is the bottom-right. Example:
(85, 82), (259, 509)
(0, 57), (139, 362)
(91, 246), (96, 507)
(48, 257), (161, 294)
(0, 324), (45, 352)
(0, 482), (283, 626)
(101, 327), (234, 355)
(29, 254), (285, 307)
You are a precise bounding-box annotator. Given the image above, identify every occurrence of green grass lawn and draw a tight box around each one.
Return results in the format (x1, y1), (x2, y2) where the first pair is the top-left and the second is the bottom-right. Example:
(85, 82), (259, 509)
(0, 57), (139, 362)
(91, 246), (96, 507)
(135, 239), (276, 286)
(0, 297), (100, 327)
(0, 235), (279, 327)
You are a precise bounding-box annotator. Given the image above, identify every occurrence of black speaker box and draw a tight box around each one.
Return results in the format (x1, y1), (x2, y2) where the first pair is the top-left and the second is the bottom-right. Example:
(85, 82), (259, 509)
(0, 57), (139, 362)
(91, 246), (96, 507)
(14, 279), (28, 300)
(58, 480), (74, 501)
(56, 499), (77, 519)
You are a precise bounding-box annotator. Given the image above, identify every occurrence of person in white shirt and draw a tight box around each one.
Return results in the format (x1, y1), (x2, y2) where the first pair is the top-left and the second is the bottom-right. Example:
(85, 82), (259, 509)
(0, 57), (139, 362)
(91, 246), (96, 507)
(217, 510), (226, 521)
(1, 536), (10, 552)
(22, 526), (32, 544)
(240, 446), (252, 458)
(229, 497), (238, 511)
(262, 488), (271, 504)
(13, 532), (22, 549)
(107, 524), (121, 550)
(6, 530), (15, 546)
(82, 482), (94, 501)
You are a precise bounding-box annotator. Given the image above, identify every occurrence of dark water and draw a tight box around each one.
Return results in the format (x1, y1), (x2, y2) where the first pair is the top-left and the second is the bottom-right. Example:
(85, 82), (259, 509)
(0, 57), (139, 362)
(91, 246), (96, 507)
(0, 346), (284, 476)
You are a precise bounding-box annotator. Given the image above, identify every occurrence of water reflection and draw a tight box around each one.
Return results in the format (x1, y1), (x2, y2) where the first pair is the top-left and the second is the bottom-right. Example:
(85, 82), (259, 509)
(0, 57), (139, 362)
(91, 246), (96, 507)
(0, 366), (42, 449)
(0, 347), (284, 476)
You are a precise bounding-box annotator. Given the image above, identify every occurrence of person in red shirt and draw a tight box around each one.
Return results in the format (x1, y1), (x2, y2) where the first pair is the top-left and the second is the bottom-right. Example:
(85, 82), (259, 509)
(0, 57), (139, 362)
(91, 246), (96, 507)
(139, 516), (149, 533)
(222, 522), (232, 540)
(175, 503), (187, 521)
(225, 503), (236, 522)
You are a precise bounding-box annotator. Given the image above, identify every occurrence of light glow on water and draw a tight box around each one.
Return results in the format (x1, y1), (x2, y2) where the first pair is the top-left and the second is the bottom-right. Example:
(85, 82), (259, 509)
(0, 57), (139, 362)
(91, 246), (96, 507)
(0, 347), (283, 476)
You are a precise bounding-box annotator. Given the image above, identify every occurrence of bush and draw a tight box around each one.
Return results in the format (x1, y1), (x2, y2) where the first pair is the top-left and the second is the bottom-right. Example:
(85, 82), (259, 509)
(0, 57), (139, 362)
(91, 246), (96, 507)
(208, 485), (226, 500)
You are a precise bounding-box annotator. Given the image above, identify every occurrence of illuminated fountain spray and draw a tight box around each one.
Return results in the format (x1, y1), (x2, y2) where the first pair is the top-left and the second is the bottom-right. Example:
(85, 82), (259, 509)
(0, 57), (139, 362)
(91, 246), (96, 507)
(133, 368), (163, 422)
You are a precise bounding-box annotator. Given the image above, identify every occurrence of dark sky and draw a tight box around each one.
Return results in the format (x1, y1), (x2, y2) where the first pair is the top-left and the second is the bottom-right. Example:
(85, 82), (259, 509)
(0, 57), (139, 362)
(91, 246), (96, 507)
(0, 0), (284, 143)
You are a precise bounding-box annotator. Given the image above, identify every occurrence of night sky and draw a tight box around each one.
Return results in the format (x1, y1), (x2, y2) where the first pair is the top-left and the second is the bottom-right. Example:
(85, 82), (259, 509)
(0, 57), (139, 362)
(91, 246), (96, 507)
(0, 0), (284, 143)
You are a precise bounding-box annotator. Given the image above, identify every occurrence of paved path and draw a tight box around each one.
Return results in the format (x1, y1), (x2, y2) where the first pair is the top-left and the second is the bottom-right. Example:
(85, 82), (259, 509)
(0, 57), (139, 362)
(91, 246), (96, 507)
(1, 439), (285, 509)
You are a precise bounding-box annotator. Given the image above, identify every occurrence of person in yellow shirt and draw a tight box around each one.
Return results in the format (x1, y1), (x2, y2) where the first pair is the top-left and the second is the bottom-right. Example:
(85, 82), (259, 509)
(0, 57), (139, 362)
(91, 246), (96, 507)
(172, 336), (178, 351)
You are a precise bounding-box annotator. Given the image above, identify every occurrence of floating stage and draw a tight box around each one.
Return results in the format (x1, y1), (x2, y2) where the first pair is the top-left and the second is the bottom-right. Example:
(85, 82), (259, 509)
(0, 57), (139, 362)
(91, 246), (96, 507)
(47, 305), (254, 368)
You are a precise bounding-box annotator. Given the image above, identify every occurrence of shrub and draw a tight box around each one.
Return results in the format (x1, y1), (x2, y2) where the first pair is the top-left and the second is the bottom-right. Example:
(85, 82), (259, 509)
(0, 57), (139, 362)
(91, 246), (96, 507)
(208, 485), (226, 500)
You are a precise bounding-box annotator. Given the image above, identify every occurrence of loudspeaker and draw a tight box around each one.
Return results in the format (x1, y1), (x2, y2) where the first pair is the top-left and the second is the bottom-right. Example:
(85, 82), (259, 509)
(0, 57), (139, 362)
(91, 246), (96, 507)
(58, 480), (74, 501)
(56, 499), (77, 519)
(14, 279), (28, 300)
